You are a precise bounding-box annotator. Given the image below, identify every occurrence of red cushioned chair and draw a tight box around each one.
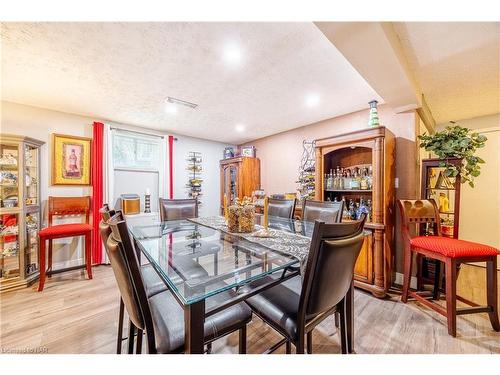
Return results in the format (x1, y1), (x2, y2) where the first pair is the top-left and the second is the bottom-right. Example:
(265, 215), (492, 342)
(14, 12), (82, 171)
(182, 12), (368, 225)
(398, 199), (500, 336)
(38, 196), (93, 291)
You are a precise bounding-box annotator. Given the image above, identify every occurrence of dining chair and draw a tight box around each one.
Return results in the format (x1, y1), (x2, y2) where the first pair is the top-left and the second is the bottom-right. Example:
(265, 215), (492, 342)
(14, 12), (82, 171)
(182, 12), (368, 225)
(398, 199), (499, 337)
(268, 198), (296, 219)
(241, 216), (366, 354)
(38, 196), (93, 291)
(106, 210), (252, 354)
(159, 198), (198, 221)
(99, 204), (167, 354)
(302, 199), (343, 223)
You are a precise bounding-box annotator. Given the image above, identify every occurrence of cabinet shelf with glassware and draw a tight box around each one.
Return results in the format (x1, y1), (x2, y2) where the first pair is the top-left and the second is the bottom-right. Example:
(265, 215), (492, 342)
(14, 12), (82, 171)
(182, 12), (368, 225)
(315, 126), (395, 298)
(0, 134), (44, 292)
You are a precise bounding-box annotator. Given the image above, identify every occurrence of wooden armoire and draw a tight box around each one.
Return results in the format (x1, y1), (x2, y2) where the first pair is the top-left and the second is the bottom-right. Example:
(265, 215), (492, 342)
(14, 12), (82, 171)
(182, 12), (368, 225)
(315, 126), (395, 298)
(220, 156), (260, 212)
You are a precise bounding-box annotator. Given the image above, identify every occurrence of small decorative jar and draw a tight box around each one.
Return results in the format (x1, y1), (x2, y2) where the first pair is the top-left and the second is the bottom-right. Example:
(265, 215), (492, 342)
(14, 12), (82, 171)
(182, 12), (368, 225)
(227, 197), (255, 233)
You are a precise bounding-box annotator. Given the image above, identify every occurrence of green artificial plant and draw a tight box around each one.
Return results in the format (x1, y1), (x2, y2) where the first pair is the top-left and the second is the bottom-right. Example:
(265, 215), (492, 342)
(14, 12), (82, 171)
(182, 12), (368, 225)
(418, 124), (487, 187)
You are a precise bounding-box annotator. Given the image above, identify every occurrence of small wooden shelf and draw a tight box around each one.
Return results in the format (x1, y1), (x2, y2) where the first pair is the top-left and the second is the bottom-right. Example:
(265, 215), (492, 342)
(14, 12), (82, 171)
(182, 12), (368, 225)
(324, 189), (372, 193)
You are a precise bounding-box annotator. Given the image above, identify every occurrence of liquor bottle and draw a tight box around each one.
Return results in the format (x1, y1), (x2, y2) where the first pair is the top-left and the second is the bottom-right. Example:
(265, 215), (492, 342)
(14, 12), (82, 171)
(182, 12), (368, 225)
(367, 166), (373, 189)
(366, 199), (373, 222)
(325, 173), (331, 189)
(345, 169), (352, 190)
(348, 199), (356, 220)
(357, 198), (370, 220)
(360, 167), (369, 190)
(335, 166), (342, 190)
(350, 168), (361, 190)
(341, 196), (349, 221)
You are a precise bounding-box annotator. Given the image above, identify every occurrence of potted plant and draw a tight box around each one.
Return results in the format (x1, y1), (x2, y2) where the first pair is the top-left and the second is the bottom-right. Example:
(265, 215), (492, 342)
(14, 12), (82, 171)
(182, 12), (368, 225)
(418, 124), (487, 187)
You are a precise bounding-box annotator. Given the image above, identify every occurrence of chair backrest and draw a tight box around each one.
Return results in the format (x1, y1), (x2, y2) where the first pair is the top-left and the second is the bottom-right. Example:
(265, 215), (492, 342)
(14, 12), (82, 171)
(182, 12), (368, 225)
(159, 198), (198, 221)
(99, 204), (116, 249)
(48, 196), (91, 226)
(268, 198), (296, 219)
(302, 199), (343, 224)
(107, 211), (157, 353)
(299, 215), (366, 321)
(397, 199), (441, 242)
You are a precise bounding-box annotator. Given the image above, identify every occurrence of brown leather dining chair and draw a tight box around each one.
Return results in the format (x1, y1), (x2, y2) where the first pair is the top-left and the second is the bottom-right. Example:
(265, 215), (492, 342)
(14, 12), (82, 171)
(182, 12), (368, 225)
(302, 199), (343, 223)
(105, 210), (252, 354)
(159, 198), (198, 221)
(241, 215), (366, 354)
(268, 198), (296, 219)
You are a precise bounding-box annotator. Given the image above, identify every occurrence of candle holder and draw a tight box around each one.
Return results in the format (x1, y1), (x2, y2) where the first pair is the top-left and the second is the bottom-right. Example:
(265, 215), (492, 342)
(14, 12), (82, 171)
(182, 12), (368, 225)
(227, 197), (255, 233)
(144, 193), (151, 213)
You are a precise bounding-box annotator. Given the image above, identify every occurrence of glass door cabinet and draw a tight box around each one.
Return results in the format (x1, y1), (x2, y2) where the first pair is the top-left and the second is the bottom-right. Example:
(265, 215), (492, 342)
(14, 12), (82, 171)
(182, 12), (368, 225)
(0, 134), (44, 291)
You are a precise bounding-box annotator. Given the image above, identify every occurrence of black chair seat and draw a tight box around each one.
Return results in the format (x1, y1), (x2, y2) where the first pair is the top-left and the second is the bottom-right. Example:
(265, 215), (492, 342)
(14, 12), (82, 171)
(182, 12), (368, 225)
(242, 275), (303, 341)
(150, 288), (252, 353)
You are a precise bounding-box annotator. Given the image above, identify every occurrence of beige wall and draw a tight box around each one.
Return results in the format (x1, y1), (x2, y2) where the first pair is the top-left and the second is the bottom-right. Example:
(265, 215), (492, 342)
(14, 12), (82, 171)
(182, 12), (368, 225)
(242, 104), (419, 274)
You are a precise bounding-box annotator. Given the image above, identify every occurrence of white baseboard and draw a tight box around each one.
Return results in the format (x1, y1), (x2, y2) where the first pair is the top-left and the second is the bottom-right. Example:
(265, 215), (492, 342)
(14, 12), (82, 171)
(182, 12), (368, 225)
(394, 272), (418, 290)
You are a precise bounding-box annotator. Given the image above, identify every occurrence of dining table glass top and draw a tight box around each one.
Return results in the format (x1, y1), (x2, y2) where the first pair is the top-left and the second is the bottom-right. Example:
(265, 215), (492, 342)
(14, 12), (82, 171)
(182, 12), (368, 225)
(129, 216), (314, 305)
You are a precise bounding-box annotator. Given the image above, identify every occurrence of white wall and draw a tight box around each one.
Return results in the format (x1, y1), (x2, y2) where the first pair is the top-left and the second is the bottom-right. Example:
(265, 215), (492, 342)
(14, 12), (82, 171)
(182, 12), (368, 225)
(437, 114), (500, 264)
(1, 101), (232, 268)
(172, 134), (232, 217)
(1, 101), (93, 268)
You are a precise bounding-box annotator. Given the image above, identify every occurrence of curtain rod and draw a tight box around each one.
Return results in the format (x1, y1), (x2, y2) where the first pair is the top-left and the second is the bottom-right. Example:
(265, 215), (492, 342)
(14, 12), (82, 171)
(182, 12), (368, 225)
(110, 126), (178, 140)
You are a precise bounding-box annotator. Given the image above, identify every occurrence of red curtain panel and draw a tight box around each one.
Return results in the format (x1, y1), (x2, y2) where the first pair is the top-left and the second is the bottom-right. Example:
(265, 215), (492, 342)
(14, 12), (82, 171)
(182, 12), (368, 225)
(91, 121), (104, 264)
(168, 135), (174, 199)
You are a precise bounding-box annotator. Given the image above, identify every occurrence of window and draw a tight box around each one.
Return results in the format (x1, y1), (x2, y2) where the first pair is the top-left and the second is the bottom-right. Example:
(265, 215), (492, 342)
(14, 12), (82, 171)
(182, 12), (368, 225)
(109, 129), (166, 213)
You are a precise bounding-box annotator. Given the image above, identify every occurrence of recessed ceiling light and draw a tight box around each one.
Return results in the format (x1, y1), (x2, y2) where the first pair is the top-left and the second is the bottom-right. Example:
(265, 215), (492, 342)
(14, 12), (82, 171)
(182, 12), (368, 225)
(165, 103), (178, 114)
(223, 44), (243, 66)
(235, 124), (245, 132)
(305, 93), (321, 108)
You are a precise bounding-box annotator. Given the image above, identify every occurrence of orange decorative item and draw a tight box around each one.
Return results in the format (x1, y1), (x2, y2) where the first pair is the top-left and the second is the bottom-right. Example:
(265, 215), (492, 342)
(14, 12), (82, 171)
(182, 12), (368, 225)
(398, 199), (499, 337)
(37, 196), (93, 291)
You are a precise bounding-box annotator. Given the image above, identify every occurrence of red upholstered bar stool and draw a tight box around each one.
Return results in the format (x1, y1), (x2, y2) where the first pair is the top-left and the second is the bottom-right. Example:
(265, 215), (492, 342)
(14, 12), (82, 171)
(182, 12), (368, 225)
(38, 196), (93, 291)
(398, 199), (500, 337)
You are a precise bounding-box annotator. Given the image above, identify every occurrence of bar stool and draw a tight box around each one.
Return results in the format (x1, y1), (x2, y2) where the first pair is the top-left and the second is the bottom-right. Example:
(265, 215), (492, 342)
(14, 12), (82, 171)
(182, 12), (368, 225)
(398, 199), (500, 336)
(38, 196), (93, 291)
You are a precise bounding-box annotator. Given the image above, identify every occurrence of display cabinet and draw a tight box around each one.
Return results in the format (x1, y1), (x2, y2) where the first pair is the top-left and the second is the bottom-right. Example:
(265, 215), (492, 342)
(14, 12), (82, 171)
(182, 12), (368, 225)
(0, 134), (44, 291)
(220, 156), (260, 212)
(315, 126), (395, 298)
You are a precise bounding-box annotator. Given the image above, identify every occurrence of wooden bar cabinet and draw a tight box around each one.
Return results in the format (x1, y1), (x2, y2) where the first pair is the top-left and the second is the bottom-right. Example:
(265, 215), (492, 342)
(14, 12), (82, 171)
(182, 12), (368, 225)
(315, 126), (395, 297)
(220, 156), (260, 212)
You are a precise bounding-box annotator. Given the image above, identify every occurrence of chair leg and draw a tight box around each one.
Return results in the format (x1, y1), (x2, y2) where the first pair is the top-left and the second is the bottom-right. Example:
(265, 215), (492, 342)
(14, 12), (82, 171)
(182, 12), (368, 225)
(128, 321), (136, 354)
(306, 331), (313, 354)
(445, 258), (457, 337)
(433, 260), (443, 300)
(416, 254), (423, 291)
(206, 342), (212, 354)
(38, 238), (46, 292)
(401, 247), (413, 303)
(285, 340), (291, 354)
(486, 257), (500, 331)
(85, 232), (93, 279)
(48, 239), (53, 278)
(296, 337), (305, 354)
(136, 329), (143, 354)
(116, 298), (124, 354)
(239, 326), (247, 354)
(338, 298), (348, 354)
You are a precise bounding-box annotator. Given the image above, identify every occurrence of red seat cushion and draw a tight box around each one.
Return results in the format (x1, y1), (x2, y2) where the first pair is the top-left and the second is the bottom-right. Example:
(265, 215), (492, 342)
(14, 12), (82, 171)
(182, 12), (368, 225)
(410, 236), (499, 258)
(39, 223), (93, 238)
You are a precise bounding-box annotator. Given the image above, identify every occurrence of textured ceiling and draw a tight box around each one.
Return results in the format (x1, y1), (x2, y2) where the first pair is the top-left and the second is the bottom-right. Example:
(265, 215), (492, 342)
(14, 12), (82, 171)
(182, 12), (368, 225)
(1, 22), (382, 144)
(394, 22), (500, 124)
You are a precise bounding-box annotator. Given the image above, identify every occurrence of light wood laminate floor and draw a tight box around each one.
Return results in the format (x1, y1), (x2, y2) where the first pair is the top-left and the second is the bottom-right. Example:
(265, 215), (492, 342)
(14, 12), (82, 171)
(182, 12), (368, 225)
(1, 266), (499, 354)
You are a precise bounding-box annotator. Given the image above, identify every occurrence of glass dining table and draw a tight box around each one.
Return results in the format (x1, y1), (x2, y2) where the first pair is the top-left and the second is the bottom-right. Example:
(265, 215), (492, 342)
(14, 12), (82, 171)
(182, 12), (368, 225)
(129, 215), (354, 354)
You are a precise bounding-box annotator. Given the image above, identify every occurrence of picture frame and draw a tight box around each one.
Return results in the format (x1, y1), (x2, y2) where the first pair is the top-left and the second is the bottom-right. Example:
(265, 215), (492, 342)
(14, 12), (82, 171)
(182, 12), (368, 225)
(240, 145), (256, 157)
(51, 134), (92, 185)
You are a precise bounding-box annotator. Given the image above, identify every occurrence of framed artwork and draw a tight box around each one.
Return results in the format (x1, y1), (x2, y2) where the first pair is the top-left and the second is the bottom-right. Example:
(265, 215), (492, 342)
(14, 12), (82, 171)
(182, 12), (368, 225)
(52, 134), (92, 185)
(240, 146), (256, 157)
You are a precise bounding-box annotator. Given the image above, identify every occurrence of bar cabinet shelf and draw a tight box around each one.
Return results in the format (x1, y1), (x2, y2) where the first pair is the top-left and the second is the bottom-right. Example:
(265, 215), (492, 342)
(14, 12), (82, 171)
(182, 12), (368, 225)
(315, 126), (395, 298)
(0, 134), (44, 292)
